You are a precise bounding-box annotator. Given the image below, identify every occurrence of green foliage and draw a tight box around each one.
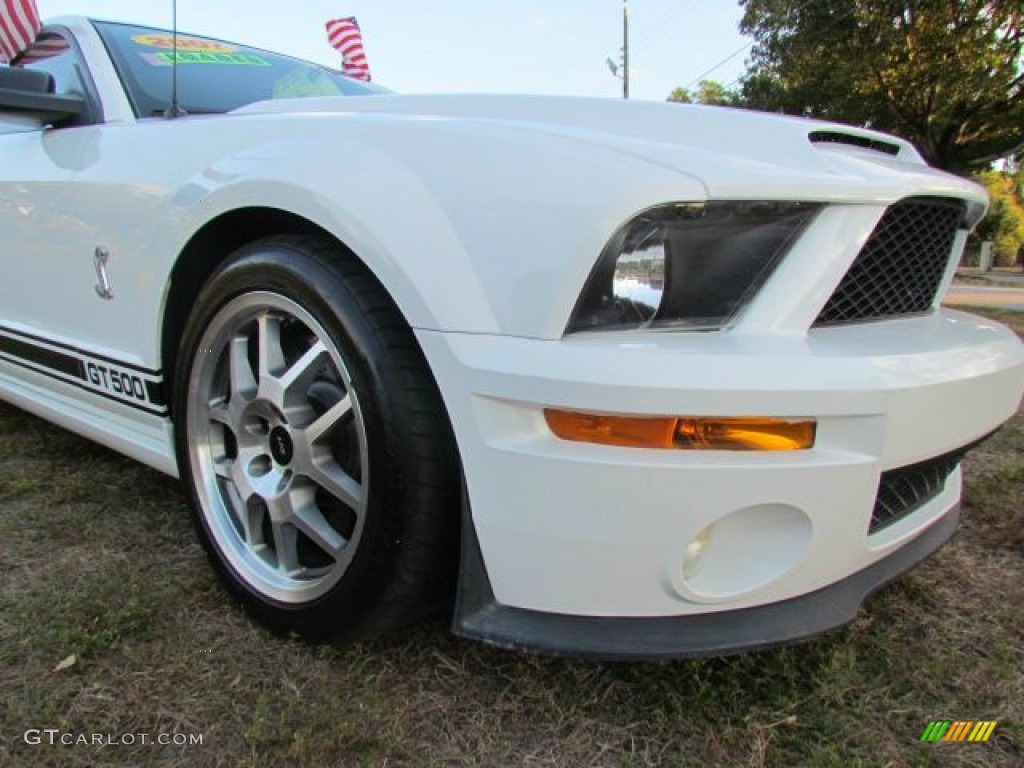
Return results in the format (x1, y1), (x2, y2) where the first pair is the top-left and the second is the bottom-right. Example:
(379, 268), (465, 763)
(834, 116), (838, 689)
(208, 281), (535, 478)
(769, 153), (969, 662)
(696, 79), (734, 105)
(974, 169), (1024, 263)
(737, 0), (1024, 172)
(666, 79), (740, 105)
(667, 86), (693, 103)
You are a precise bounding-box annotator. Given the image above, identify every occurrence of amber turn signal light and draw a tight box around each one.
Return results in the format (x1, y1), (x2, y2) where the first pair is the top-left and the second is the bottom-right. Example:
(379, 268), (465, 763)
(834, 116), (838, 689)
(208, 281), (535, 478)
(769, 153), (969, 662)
(674, 417), (816, 451)
(544, 410), (816, 451)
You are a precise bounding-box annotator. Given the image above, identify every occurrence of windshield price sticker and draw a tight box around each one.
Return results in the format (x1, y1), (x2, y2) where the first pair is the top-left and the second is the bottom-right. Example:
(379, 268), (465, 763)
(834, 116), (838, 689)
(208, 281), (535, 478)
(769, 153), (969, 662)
(131, 34), (238, 53)
(140, 51), (271, 67)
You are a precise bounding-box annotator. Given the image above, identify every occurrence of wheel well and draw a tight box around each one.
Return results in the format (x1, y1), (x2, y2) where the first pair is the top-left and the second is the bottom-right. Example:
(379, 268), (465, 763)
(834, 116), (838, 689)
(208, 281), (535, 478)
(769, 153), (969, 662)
(161, 207), (329, 415)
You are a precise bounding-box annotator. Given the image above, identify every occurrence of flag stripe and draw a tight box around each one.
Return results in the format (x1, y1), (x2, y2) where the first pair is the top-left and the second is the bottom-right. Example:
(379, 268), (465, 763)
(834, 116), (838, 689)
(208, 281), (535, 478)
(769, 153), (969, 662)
(329, 31), (361, 47)
(0, 0), (41, 63)
(16, 33), (69, 61)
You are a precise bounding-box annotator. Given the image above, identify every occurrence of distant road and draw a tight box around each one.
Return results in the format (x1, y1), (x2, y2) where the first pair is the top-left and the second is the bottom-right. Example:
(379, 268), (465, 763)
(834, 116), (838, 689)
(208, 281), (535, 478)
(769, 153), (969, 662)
(943, 284), (1024, 311)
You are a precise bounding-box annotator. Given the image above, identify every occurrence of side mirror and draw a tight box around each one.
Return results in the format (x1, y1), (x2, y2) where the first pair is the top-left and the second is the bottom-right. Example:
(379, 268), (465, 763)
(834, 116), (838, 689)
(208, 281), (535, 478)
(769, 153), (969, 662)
(0, 66), (84, 126)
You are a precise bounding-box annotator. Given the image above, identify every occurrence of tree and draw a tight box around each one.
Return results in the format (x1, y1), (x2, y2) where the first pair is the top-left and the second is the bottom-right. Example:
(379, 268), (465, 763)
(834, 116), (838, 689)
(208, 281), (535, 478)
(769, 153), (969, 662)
(666, 80), (740, 105)
(667, 86), (693, 103)
(973, 169), (1024, 265)
(737, 0), (1024, 173)
(695, 79), (734, 105)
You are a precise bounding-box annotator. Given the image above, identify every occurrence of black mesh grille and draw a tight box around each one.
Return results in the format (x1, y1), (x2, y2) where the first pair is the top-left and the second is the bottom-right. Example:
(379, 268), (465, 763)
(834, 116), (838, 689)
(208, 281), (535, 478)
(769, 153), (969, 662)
(815, 197), (965, 326)
(870, 447), (970, 534)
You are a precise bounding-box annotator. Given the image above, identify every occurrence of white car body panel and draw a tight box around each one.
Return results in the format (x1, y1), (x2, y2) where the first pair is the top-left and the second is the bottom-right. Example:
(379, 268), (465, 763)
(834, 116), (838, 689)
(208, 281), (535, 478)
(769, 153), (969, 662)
(0, 15), (1021, 655)
(419, 311), (1021, 615)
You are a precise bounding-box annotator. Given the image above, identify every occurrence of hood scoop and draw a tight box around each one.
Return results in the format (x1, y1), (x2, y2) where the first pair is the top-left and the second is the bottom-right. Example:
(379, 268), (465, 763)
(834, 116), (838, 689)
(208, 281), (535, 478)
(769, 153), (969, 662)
(809, 130), (902, 157)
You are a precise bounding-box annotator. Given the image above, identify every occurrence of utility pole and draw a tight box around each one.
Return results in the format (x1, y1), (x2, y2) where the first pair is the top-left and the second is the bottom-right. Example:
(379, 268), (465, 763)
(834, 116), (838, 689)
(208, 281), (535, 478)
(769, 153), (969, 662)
(606, 0), (630, 99)
(622, 0), (629, 99)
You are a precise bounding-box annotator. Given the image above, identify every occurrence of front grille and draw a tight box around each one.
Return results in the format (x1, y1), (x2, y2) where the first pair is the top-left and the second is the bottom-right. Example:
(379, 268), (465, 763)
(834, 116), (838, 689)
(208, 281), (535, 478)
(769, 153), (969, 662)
(869, 447), (971, 534)
(815, 197), (965, 326)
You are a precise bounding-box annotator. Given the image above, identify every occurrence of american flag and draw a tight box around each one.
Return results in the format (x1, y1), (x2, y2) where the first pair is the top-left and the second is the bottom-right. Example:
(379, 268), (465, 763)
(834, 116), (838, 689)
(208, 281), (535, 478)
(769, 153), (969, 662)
(0, 0), (41, 64)
(325, 16), (371, 81)
(15, 33), (69, 63)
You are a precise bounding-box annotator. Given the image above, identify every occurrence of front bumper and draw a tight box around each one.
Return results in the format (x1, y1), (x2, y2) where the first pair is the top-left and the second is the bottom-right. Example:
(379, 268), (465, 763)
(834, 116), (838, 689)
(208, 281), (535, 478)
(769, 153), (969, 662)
(416, 309), (1023, 656)
(454, 498), (961, 660)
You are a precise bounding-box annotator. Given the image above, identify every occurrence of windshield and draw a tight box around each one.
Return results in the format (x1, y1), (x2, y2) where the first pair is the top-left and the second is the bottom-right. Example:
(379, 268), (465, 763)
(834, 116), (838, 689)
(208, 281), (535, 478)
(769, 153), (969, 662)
(92, 20), (388, 117)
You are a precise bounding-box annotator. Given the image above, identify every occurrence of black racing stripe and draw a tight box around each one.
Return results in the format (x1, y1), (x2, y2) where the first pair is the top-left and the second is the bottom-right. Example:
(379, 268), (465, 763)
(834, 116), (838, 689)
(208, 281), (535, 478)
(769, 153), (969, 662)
(0, 352), (167, 417)
(0, 333), (83, 379)
(145, 380), (166, 407)
(0, 323), (161, 376)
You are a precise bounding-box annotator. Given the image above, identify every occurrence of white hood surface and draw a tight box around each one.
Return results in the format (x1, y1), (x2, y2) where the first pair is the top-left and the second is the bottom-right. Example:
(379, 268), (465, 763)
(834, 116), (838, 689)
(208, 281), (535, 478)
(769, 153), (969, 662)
(235, 94), (986, 209)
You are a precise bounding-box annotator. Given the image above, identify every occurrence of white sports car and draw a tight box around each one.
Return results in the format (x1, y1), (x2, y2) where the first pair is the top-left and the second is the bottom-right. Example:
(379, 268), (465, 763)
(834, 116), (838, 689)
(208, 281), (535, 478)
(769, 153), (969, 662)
(1, 17), (1022, 658)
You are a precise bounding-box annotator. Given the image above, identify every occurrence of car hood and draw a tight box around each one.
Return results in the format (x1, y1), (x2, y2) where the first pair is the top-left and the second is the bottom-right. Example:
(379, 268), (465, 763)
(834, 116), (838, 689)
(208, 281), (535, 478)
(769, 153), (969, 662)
(233, 94), (987, 213)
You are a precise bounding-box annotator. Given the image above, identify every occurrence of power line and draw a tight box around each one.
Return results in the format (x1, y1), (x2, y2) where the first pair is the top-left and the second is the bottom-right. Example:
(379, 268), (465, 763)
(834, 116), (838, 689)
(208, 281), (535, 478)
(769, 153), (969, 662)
(683, 40), (753, 89)
(685, 0), (859, 91)
(630, 1), (683, 50)
(631, 0), (704, 54)
(630, 1), (688, 49)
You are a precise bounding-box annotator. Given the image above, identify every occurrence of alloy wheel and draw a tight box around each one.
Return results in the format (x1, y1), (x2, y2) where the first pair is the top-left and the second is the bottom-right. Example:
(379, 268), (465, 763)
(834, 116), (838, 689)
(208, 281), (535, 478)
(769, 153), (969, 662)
(187, 291), (369, 603)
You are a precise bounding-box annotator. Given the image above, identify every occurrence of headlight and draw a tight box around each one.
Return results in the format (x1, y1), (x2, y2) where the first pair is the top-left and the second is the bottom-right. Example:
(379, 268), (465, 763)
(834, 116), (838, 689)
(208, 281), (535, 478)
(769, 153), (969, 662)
(567, 201), (821, 333)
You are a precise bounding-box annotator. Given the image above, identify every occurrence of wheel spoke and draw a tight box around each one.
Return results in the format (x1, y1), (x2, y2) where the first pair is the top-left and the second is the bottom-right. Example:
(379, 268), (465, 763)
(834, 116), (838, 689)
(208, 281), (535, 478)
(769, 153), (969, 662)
(279, 341), (329, 399)
(291, 499), (347, 557)
(265, 494), (302, 575)
(304, 393), (352, 444)
(229, 336), (257, 401)
(206, 401), (250, 446)
(227, 448), (261, 505)
(206, 401), (233, 428)
(205, 402), (241, 470)
(237, 488), (264, 547)
(304, 459), (363, 512)
(212, 456), (234, 479)
(273, 523), (301, 575)
(256, 313), (286, 380)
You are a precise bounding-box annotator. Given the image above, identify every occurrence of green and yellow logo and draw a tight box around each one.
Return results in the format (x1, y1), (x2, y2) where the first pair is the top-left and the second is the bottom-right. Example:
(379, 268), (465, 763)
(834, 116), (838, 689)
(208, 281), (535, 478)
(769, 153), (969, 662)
(920, 720), (998, 743)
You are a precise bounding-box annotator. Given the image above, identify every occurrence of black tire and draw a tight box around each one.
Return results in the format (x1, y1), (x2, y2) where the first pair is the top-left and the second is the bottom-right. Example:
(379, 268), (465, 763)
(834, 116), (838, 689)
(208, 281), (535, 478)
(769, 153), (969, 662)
(172, 235), (460, 641)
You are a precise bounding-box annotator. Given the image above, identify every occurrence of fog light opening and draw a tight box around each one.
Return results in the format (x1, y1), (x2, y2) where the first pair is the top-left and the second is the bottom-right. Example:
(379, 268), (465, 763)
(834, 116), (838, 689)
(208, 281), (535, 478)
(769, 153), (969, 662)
(676, 504), (814, 603)
(682, 525), (713, 580)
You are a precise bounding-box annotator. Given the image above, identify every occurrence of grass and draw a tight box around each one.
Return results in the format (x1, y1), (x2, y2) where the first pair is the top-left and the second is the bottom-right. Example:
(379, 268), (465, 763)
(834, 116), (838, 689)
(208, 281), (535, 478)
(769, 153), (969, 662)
(1, 307), (1021, 767)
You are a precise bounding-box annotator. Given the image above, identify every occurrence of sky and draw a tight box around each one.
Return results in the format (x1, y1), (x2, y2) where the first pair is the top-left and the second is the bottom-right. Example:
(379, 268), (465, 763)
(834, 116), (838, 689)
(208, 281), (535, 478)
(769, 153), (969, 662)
(35, 1), (754, 102)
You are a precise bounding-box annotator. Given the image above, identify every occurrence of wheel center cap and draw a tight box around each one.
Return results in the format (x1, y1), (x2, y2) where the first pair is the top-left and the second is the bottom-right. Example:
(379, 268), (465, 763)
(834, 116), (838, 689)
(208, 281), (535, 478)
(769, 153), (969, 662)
(269, 426), (294, 466)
